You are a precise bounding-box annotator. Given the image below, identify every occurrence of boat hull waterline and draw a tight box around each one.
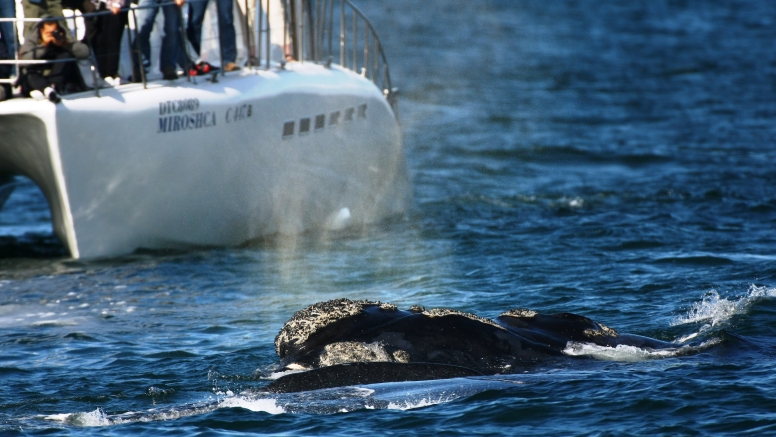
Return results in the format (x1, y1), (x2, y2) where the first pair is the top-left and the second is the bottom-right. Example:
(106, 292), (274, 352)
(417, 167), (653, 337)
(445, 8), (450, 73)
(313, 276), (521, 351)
(0, 63), (411, 258)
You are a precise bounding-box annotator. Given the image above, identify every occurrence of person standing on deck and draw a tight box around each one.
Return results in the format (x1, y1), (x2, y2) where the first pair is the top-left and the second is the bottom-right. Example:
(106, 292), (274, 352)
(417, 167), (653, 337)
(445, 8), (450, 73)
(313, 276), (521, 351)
(86, 0), (129, 85)
(0, 22), (10, 100)
(132, 0), (185, 80)
(0, 0), (16, 64)
(22, 0), (66, 35)
(185, 0), (239, 73)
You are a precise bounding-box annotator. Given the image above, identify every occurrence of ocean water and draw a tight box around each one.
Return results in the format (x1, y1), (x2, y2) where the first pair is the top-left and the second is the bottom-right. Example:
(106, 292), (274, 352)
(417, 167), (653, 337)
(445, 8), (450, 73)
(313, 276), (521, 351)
(3, 0), (776, 435)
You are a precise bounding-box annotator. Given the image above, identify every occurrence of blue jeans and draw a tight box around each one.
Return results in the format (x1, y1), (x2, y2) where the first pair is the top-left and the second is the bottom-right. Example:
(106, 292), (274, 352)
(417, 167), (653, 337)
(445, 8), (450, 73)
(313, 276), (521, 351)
(186, 0), (236, 64)
(0, 0), (16, 72)
(133, 0), (182, 72)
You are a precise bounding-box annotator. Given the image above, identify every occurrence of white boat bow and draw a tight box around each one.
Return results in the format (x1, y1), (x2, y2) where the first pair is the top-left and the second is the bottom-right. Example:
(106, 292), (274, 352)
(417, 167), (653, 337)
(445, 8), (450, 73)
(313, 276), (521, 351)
(0, 0), (411, 259)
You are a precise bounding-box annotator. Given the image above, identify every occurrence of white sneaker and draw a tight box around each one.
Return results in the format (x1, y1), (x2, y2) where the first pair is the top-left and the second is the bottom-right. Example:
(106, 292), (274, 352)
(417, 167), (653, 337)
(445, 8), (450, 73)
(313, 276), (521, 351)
(104, 76), (122, 87)
(44, 87), (61, 103)
(29, 90), (45, 100)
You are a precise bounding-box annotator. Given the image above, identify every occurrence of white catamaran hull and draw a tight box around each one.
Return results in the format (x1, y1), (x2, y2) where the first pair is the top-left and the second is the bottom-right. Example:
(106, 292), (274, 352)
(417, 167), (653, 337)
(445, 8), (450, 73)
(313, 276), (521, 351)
(0, 63), (411, 258)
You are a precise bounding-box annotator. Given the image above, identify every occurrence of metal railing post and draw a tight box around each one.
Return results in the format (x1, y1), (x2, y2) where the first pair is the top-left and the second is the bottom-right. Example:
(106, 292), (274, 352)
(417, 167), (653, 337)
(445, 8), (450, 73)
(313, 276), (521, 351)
(324, 0), (334, 68)
(282, 0), (287, 61)
(312, 0), (317, 61)
(256, 0), (263, 68)
(300, 4), (305, 63)
(265, 0), (270, 69)
(362, 21), (367, 76)
(243, 0), (252, 66)
(216, 0), (226, 76)
(324, 0), (334, 63)
(313, 0), (323, 63)
(372, 30), (377, 81)
(83, 37), (101, 97)
(129, 8), (147, 88)
(10, 18), (19, 80)
(177, 5), (193, 82)
(339, 0), (344, 67)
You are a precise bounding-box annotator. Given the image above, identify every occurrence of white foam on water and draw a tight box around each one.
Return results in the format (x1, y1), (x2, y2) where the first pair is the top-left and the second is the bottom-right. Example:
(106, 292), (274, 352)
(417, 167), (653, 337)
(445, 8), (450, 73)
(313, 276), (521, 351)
(370, 377), (521, 411)
(671, 285), (776, 331)
(0, 304), (86, 328)
(265, 368), (306, 380)
(352, 387), (375, 396)
(563, 342), (673, 361)
(218, 395), (285, 414)
(386, 396), (449, 410)
(41, 394), (287, 428)
(44, 409), (111, 427)
(562, 339), (720, 362)
(36, 377), (523, 424)
(30, 318), (81, 327)
(564, 196), (585, 208)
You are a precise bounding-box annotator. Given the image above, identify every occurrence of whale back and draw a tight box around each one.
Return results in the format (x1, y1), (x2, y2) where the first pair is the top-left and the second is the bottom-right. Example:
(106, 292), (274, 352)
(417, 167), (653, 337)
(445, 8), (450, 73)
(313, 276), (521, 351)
(275, 299), (566, 373)
(267, 299), (687, 393)
(496, 309), (621, 349)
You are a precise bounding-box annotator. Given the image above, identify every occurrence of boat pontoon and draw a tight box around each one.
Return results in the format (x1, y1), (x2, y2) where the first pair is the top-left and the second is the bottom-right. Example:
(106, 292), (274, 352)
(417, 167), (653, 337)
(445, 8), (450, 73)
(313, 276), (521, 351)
(0, 0), (411, 258)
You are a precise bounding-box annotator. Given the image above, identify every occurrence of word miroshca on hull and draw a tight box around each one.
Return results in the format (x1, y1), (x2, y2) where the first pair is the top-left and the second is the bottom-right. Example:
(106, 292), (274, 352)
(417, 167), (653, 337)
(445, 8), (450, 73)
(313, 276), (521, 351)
(0, 0), (411, 259)
(266, 299), (682, 393)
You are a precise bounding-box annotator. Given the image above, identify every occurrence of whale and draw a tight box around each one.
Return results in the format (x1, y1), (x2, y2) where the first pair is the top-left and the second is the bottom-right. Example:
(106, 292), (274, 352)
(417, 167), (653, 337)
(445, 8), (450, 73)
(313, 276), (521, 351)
(265, 298), (676, 393)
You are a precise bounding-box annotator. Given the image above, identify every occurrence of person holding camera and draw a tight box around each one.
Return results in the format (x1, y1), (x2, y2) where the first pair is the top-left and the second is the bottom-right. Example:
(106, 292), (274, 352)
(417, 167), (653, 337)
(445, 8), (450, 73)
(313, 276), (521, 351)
(19, 15), (90, 102)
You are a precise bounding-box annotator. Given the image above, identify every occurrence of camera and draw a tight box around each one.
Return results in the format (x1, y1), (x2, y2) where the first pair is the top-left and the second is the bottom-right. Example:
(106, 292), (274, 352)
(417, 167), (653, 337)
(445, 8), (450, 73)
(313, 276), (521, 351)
(51, 29), (64, 40)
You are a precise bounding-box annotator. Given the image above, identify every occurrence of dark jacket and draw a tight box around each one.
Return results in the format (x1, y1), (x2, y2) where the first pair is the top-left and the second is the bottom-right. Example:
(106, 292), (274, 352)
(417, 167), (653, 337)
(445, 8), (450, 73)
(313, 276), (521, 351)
(20, 15), (90, 62)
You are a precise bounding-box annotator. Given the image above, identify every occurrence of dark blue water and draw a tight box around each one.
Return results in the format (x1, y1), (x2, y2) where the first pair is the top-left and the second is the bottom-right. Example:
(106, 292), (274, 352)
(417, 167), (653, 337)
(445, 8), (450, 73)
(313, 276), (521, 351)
(3, 0), (776, 434)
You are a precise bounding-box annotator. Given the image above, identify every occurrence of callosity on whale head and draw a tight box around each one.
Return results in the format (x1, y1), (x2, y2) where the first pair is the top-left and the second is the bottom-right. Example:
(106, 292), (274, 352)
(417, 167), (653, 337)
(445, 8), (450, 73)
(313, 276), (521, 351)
(266, 298), (677, 393)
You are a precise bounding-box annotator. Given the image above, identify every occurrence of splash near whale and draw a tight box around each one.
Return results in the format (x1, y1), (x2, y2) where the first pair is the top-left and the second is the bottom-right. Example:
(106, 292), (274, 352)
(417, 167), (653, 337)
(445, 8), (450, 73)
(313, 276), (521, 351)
(265, 299), (678, 393)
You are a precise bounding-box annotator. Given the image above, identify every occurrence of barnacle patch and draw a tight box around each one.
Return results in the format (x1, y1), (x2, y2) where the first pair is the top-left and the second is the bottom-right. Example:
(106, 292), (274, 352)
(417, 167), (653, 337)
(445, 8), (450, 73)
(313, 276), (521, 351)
(318, 341), (393, 367)
(584, 322), (620, 338)
(499, 309), (538, 318)
(275, 298), (397, 357)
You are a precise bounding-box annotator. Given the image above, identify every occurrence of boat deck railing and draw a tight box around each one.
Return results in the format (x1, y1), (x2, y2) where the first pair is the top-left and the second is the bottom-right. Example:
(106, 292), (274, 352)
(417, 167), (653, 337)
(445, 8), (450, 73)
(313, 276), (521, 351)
(0, 0), (396, 111)
(0, 0), (212, 96)
(316, 0), (397, 110)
